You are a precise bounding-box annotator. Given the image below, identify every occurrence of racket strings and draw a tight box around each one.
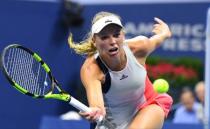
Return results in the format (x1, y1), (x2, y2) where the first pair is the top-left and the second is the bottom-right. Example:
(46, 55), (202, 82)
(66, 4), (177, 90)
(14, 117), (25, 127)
(4, 48), (51, 96)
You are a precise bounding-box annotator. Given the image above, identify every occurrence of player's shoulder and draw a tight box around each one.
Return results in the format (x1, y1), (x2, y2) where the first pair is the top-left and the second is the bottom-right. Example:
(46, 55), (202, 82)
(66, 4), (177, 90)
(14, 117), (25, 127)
(81, 55), (104, 82)
(125, 35), (150, 57)
(126, 36), (149, 50)
(81, 55), (101, 75)
(125, 35), (149, 44)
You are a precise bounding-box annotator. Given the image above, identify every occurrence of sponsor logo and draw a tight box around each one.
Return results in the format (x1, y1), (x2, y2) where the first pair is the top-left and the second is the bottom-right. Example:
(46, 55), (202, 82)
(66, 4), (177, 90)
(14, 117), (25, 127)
(120, 74), (128, 80)
(105, 19), (112, 23)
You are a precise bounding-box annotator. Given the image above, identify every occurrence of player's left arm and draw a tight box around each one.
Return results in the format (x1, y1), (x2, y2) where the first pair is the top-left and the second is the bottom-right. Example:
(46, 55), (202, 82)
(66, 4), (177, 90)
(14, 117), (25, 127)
(148, 17), (172, 52)
(127, 17), (172, 58)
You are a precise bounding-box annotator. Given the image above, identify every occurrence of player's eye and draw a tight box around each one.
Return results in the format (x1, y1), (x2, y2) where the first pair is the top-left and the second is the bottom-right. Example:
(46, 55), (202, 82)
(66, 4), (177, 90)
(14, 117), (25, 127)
(100, 35), (109, 40)
(113, 33), (120, 38)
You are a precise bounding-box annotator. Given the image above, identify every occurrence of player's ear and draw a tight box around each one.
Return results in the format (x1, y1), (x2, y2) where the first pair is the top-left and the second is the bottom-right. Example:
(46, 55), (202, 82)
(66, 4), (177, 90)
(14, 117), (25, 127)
(92, 36), (96, 47)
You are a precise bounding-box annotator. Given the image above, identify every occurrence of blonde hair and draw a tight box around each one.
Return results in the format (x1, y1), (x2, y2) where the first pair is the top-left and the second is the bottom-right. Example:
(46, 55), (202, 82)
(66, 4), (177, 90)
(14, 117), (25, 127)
(68, 11), (121, 56)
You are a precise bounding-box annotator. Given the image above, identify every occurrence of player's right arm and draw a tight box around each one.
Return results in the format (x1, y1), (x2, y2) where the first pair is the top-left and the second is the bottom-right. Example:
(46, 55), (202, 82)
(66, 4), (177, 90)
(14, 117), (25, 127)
(80, 56), (106, 122)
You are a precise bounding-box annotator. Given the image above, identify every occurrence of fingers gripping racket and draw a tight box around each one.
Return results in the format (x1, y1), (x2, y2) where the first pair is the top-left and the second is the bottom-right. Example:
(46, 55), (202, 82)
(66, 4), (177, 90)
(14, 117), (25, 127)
(0, 44), (115, 129)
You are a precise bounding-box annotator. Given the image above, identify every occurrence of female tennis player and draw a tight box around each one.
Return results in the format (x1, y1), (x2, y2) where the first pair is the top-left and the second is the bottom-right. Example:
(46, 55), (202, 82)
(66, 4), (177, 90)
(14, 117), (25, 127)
(68, 11), (173, 129)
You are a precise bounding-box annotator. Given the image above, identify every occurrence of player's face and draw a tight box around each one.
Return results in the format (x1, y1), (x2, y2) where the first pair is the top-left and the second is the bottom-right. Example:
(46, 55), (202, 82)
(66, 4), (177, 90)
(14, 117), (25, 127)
(93, 24), (125, 58)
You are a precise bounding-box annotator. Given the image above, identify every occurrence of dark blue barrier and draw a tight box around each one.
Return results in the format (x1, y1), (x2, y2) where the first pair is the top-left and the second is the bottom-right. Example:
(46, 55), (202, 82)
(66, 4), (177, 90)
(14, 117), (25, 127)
(163, 122), (204, 129)
(39, 116), (204, 129)
(39, 116), (89, 129)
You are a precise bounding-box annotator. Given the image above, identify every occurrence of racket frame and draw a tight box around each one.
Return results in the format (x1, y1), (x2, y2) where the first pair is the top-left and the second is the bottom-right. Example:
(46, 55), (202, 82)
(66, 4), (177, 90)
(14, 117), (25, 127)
(0, 44), (70, 101)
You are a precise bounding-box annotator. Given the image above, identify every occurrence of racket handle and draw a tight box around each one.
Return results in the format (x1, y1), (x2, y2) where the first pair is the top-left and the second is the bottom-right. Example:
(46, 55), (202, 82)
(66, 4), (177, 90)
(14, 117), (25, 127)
(69, 96), (91, 112)
(69, 96), (104, 122)
(69, 97), (115, 128)
(97, 115), (103, 122)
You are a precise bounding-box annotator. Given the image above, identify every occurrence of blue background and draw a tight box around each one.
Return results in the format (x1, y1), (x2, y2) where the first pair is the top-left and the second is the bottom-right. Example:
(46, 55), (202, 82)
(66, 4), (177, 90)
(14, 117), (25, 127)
(0, 1), (209, 129)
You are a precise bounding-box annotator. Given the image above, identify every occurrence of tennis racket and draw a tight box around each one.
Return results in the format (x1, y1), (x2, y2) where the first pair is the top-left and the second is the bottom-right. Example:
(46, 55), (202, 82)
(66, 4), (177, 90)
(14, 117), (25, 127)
(0, 44), (116, 129)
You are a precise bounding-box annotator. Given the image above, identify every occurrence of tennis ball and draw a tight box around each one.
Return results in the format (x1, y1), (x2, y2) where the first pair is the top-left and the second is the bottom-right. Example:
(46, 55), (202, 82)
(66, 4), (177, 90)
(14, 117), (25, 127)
(153, 79), (169, 93)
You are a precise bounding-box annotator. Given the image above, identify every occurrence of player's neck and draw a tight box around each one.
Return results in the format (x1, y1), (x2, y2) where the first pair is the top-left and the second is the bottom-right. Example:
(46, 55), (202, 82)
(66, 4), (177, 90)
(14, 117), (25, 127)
(101, 49), (127, 71)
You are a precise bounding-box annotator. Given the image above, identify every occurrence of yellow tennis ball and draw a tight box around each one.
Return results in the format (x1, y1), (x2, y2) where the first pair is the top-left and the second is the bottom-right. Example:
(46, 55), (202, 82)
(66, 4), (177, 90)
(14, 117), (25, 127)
(153, 79), (169, 93)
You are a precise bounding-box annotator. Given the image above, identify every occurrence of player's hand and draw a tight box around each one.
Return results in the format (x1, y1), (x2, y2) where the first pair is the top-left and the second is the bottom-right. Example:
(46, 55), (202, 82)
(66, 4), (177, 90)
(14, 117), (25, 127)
(79, 107), (105, 122)
(152, 17), (172, 38)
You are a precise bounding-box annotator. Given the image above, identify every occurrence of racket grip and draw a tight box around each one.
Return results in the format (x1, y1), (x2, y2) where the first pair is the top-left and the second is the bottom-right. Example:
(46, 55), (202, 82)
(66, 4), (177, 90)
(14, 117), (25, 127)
(69, 98), (114, 128)
(69, 96), (104, 122)
(69, 96), (91, 112)
(97, 115), (103, 122)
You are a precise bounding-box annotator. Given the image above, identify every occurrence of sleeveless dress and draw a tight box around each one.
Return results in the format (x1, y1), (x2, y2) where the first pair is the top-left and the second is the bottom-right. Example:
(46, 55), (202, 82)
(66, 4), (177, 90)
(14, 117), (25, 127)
(92, 44), (173, 129)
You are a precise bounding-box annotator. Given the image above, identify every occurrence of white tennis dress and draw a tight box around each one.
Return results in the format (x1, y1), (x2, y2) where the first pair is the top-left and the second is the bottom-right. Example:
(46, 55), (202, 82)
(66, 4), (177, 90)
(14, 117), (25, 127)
(94, 44), (147, 129)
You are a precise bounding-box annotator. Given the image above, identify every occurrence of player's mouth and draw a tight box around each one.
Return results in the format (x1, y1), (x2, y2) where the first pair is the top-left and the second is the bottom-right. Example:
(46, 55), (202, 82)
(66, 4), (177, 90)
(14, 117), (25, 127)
(108, 47), (119, 56)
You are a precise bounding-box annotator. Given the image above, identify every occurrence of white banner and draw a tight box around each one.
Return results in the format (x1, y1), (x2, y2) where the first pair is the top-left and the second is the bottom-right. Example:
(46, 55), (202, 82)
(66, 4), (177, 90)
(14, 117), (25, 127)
(205, 7), (210, 129)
